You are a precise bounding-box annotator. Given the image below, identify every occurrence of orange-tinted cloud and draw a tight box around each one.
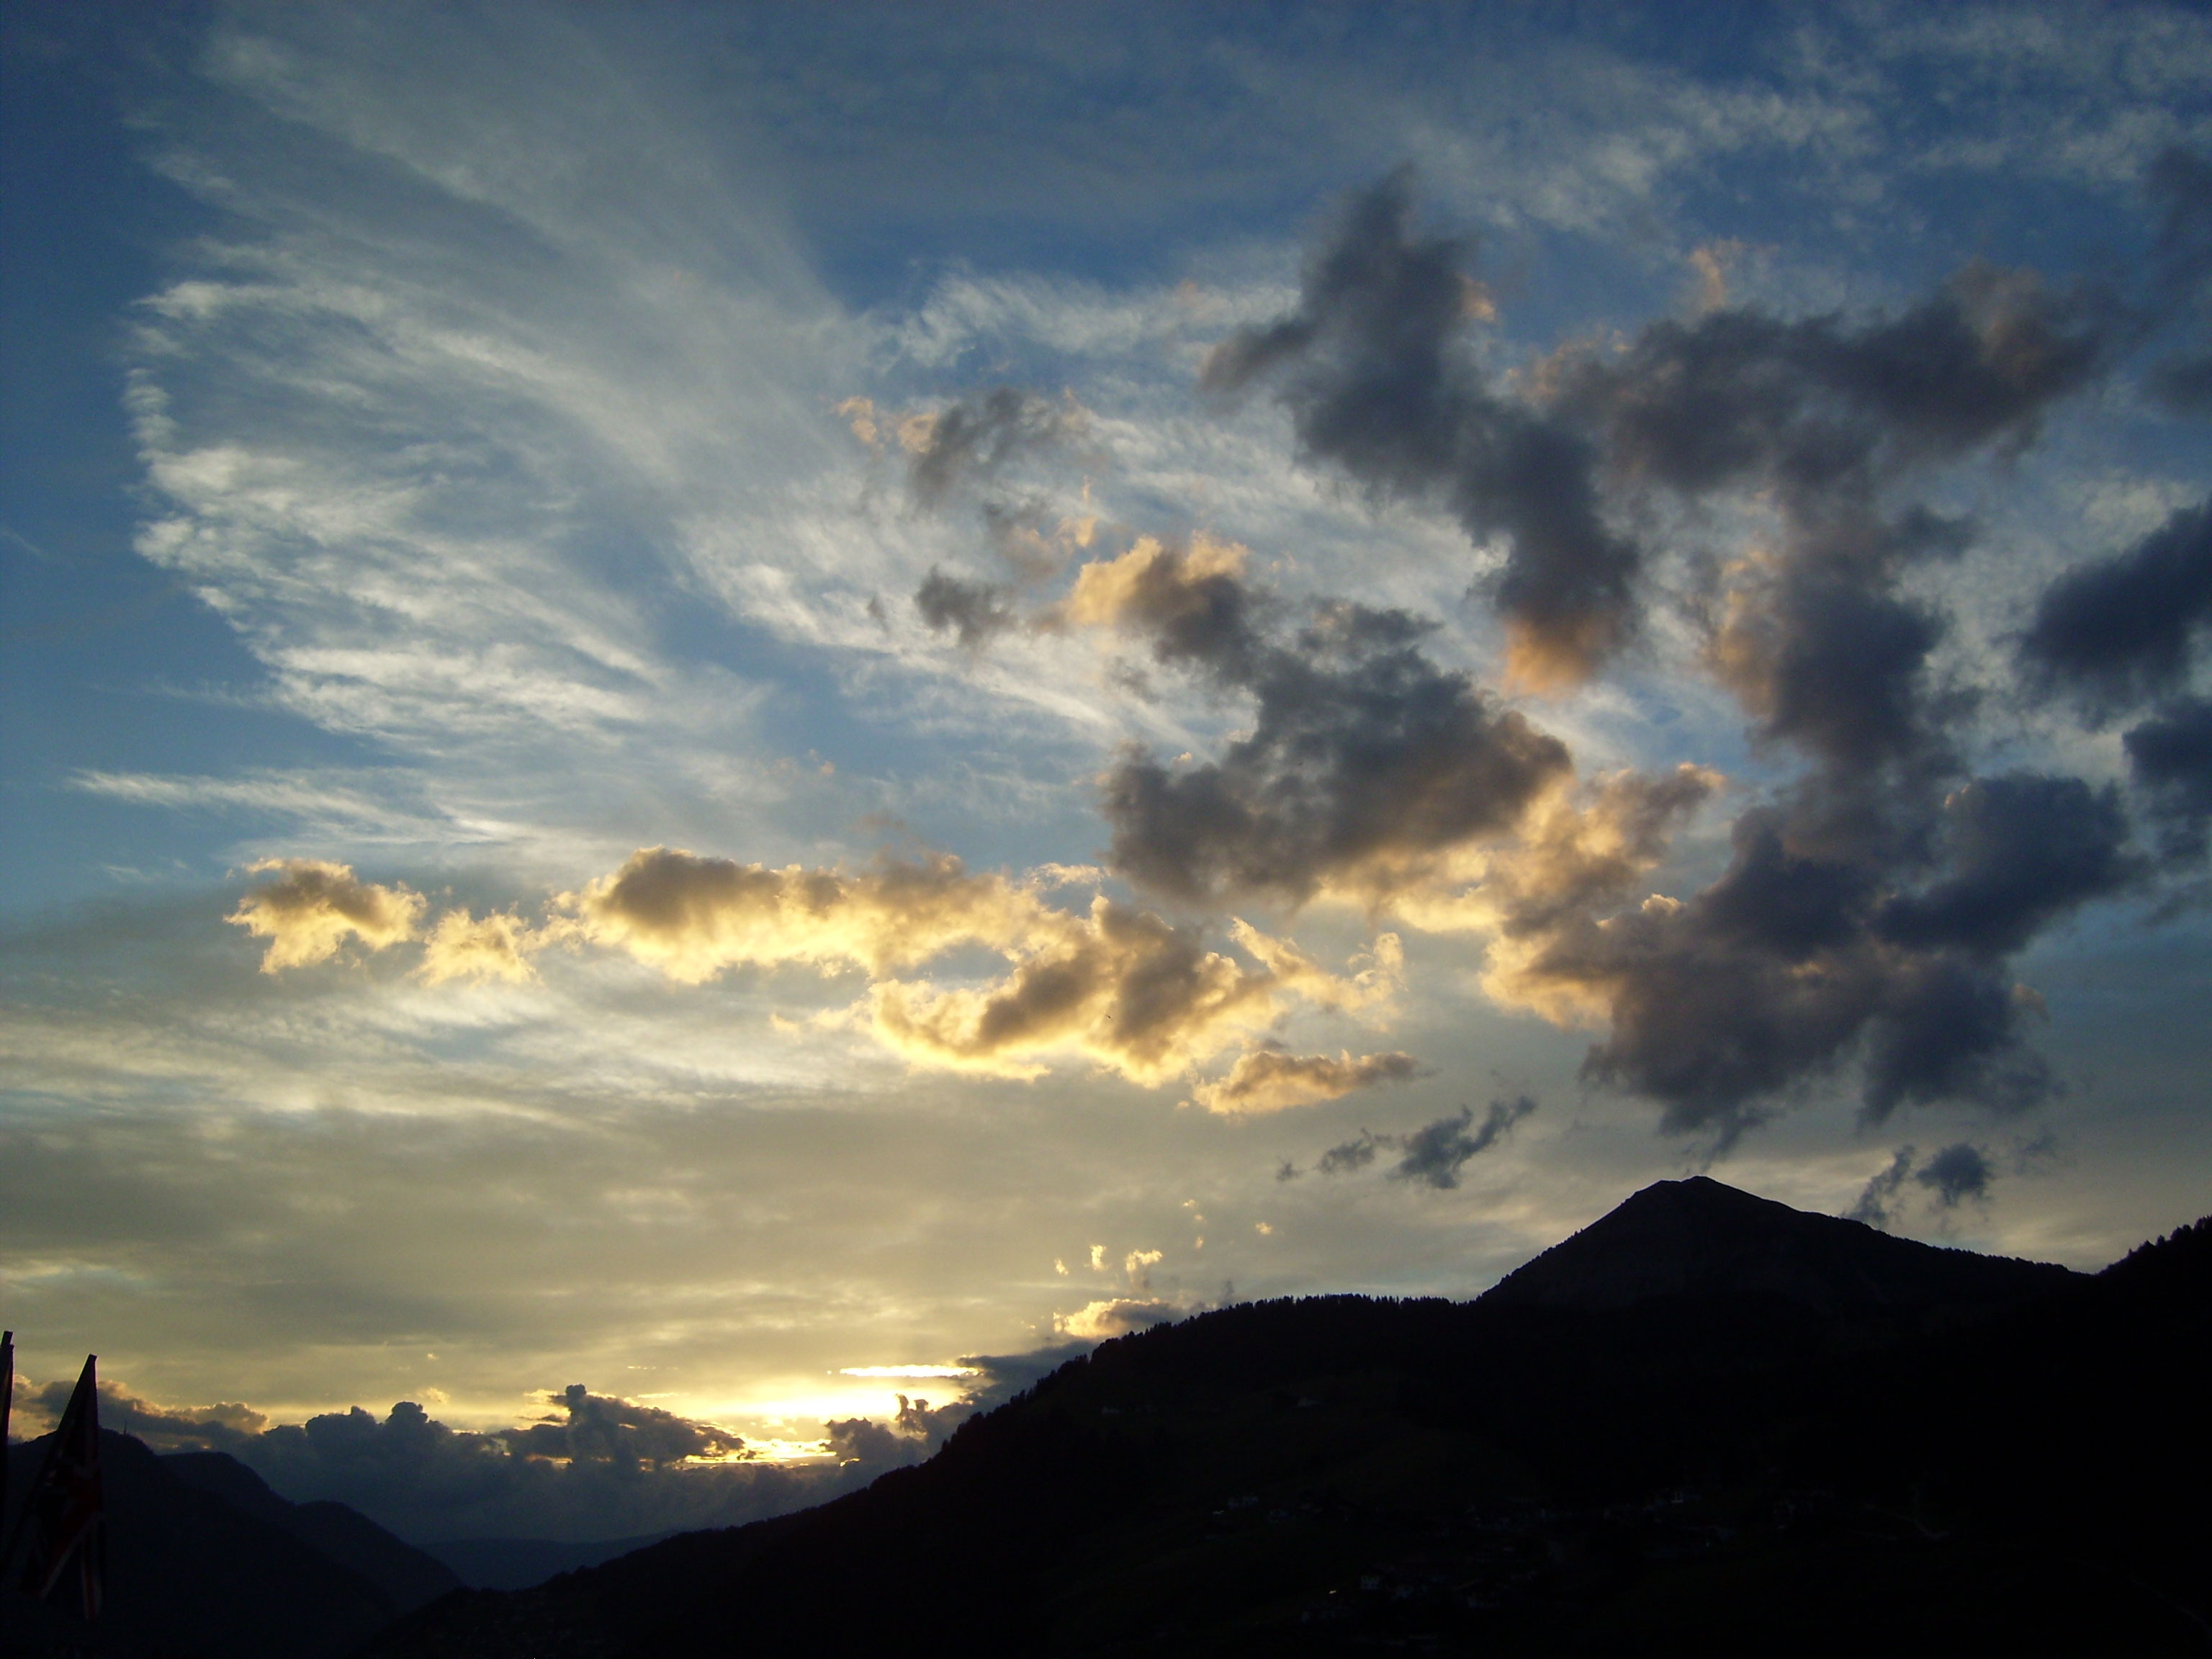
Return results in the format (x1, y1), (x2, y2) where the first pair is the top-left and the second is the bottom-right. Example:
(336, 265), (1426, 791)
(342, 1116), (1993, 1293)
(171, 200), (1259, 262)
(418, 909), (541, 986)
(565, 848), (1399, 1089)
(1189, 1047), (1422, 1115)
(227, 859), (425, 972)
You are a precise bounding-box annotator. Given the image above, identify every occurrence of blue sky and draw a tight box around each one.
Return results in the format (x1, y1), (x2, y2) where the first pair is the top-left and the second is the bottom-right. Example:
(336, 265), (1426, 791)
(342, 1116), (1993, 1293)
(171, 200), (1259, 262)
(4, 1), (2210, 1543)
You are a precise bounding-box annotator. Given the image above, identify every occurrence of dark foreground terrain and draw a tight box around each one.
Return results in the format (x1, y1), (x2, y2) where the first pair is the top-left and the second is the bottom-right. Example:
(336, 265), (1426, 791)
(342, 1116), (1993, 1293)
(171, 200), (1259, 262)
(362, 1179), (2211, 1658)
(0, 1432), (458, 1658)
(6, 1178), (2206, 1656)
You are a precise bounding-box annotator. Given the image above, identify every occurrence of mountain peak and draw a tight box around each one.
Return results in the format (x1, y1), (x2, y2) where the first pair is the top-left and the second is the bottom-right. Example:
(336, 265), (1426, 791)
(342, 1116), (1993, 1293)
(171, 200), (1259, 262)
(1478, 1176), (2077, 1316)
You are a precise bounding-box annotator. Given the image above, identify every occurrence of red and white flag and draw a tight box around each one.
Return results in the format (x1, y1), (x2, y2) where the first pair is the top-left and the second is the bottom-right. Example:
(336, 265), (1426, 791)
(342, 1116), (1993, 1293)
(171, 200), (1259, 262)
(19, 1354), (104, 1621)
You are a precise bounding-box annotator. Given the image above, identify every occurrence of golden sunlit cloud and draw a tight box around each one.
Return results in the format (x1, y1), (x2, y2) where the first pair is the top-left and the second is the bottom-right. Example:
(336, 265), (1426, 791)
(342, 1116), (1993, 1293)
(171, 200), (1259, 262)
(1051, 531), (1248, 633)
(1053, 1297), (1180, 1340)
(227, 859), (425, 973)
(567, 847), (1405, 1090)
(1189, 1047), (1424, 1115)
(418, 909), (541, 986)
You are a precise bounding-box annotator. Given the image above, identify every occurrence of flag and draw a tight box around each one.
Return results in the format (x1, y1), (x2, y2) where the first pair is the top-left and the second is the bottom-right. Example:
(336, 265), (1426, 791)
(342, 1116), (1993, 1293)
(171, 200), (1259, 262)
(18, 1354), (104, 1622)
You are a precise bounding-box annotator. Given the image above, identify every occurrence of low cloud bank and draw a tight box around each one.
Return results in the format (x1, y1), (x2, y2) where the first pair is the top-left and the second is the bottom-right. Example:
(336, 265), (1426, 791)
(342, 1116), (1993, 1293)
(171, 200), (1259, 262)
(15, 1356), (1082, 1546)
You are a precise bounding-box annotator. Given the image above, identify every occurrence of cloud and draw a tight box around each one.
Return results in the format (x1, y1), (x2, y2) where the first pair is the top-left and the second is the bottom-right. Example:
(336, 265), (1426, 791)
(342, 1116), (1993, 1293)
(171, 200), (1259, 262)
(914, 567), (1018, 649)
(1052, 526), (1710, 968)
(1386, 219), (2139, 1138)
(1202, 170), (1640, 687)
(1121, 1247), (1164, 1291)
(1048, 433), (2123, 1138)
(1388, 1096), (1536, 1189)
(1915, 1141), (1995, 1208)
(823, 1414), (919, 1469)
(903, 387), (1084, 507)
(1875, 775), (2137, 958)
(1051, 532), (1261, 672)
(227, 1393), (899, 1545)
(1094, 583), (1572, 908)
(562, 848), (1040, 983)
(563, 846), (1398, 1087)
(501, 1384), (747, 1467)
(2124, 697), (2212, 861)
(878, 1341), (1093, 1449)
(2017, 495), (2212, 870)
(22, 1378), (267, 1452)
(1486, 773), (2123, 1138)
(1848, 1141), (2000, 1229)
(1315, 1130), (1380, 1177)
(2020, 499), (2212, 716)
(2146, 148), (2212, 412)
(1556, 264), (2110, 505)
(1187, 1047), (1421, 1115)
(227, 860), (426, 972)
(418, 909), (541, 986)
(1312, 1094), (1535, 1188)
(1052, 1298), (1182, 1340)
(1849, 1146), (1917, 1230)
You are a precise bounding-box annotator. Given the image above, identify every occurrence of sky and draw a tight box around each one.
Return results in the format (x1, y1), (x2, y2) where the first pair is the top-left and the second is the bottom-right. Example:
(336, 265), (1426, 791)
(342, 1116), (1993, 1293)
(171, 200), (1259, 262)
(4, 0), (2210, 1545)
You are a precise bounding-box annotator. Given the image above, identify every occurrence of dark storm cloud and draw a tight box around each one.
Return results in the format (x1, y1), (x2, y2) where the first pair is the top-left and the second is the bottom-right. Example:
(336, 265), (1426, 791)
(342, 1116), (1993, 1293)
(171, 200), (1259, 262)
(1202, 170), (1640, 685)
(2125, 698), (2212, 860)
(1557, 266), (2109, 503)
(1503, 769), (2124, 1138)
(906, 387), (1080, 506)
(1876, 775), (2136, 958)
(2020, 500), (2212, 716)
(1558, 253), (2108, 866)
(1312, 1095), (1535, 1189)
(914, 566), (1017, 648)
(1474, 232), (2126, 1134)
(2018, 493), (2212, 871)
(1100, 590), (1570, 906)
(1105, 173), (2163, 1137)
(1858, 953), (2054, 1121)
(1205, 171), (2115, 689)
(1709, 558), (1959, 788)
(1915, 1141), (1995, 1208)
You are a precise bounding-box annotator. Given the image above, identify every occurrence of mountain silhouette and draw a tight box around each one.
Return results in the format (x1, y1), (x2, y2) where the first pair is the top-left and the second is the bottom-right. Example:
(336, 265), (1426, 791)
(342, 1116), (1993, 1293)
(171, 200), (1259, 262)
(0, 1430), (454, 1658)
(423, 1532), (675, 1591)
(1478, 1174), (2078, 1313)
(360, 1179), (2211, 1658)
(163, 1449), (460, 1611)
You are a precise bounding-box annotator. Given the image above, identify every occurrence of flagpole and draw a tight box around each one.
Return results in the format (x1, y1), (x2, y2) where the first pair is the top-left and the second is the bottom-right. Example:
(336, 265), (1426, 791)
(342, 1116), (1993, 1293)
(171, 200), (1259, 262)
(0, 1333), (16, 1587)
(0, 1331), (12, 1557)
